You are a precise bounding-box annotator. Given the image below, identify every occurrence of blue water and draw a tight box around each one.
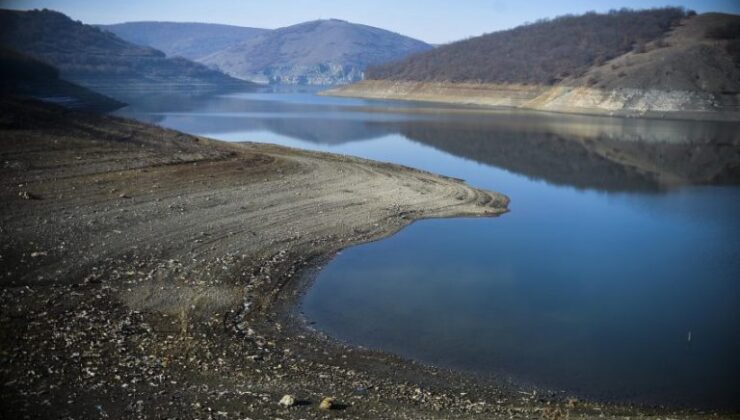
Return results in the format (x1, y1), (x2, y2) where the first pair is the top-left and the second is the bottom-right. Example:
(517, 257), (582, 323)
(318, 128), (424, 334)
(117, 89), (740, 408)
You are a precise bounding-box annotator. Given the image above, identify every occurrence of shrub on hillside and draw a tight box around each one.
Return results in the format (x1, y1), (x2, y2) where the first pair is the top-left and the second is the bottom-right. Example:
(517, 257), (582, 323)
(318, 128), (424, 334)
(367, 8), (689, 85)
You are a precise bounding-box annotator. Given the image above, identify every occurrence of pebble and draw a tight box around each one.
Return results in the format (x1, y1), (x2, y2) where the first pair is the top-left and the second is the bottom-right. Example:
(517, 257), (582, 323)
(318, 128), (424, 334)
(18, 191), (40, 200)
(278, 394), (295, 407)
(319, 396), (335, 410)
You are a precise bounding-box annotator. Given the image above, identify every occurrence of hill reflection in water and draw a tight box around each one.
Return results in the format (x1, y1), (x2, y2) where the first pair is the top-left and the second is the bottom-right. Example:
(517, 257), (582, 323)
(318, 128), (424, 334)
(117, 90), (739, 192)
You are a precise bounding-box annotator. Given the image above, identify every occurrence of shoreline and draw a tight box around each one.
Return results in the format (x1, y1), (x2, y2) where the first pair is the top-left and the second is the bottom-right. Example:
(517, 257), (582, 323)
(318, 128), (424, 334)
(1, 97), (734, 419)
(323, 80), (740, 122)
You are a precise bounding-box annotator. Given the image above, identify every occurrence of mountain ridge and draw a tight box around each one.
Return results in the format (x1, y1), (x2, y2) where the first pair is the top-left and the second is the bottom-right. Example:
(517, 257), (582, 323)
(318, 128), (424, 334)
(98, 21), (268, 60)
(199, 18), (432, 85)
(0, 9), (254, 101)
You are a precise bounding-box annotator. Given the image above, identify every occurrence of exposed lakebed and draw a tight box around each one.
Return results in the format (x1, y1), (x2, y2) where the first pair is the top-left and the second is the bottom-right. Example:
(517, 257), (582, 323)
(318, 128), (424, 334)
(117, 89), (740, 409)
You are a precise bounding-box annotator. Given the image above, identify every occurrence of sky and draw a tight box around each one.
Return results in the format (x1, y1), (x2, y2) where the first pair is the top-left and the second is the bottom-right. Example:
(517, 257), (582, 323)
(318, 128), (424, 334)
(2, 0), (739, 44)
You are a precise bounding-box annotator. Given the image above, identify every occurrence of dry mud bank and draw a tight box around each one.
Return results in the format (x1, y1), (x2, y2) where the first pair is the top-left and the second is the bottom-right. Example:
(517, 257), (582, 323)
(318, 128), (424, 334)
(0, 98), (730, 419)
(325, 80), (740, 121)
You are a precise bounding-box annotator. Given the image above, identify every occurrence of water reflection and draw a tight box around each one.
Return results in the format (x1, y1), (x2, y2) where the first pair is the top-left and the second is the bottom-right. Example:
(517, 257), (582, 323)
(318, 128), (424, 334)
(398, 117), (740, 191)
(117, 90), (739, 192)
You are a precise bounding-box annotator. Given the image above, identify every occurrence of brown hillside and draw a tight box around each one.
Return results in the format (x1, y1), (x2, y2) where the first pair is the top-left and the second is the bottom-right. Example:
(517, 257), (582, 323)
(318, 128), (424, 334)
(573, 13), (740, 93)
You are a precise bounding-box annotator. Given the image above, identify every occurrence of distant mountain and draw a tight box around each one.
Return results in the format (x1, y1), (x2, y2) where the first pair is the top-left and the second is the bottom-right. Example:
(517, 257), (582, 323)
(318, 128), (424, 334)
(98, 21), (268, 60)
(331, 9), (740, 118)
(199, 19), (432, 85)
(0, 48), (123, 112)
(0, 9), (254, 101)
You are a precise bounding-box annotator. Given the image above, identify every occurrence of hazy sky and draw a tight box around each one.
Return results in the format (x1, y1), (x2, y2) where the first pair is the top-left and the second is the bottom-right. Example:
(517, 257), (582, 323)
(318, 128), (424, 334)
(2, 0), (739, 43)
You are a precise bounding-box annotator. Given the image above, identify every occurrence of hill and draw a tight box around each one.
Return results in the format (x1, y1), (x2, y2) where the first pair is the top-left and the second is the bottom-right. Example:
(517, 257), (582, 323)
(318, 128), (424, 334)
(0, 48), (124, 112)
(0, 9), (254, 101)
(199, 19), (432, 85)
(329, 9), (740, 119)
(366, 8), (689, 84)
(98, 21), (268, 60)
(566, 13), (740, 92)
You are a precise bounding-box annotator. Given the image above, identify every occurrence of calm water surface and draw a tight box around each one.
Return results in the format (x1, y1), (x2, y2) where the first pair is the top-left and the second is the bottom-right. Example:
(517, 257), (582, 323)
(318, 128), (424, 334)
(117, 89), (740, 409)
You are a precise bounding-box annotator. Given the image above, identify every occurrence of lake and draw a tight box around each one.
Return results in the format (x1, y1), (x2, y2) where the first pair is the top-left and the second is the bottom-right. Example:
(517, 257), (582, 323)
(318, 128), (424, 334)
(117, 88), (740, 409)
